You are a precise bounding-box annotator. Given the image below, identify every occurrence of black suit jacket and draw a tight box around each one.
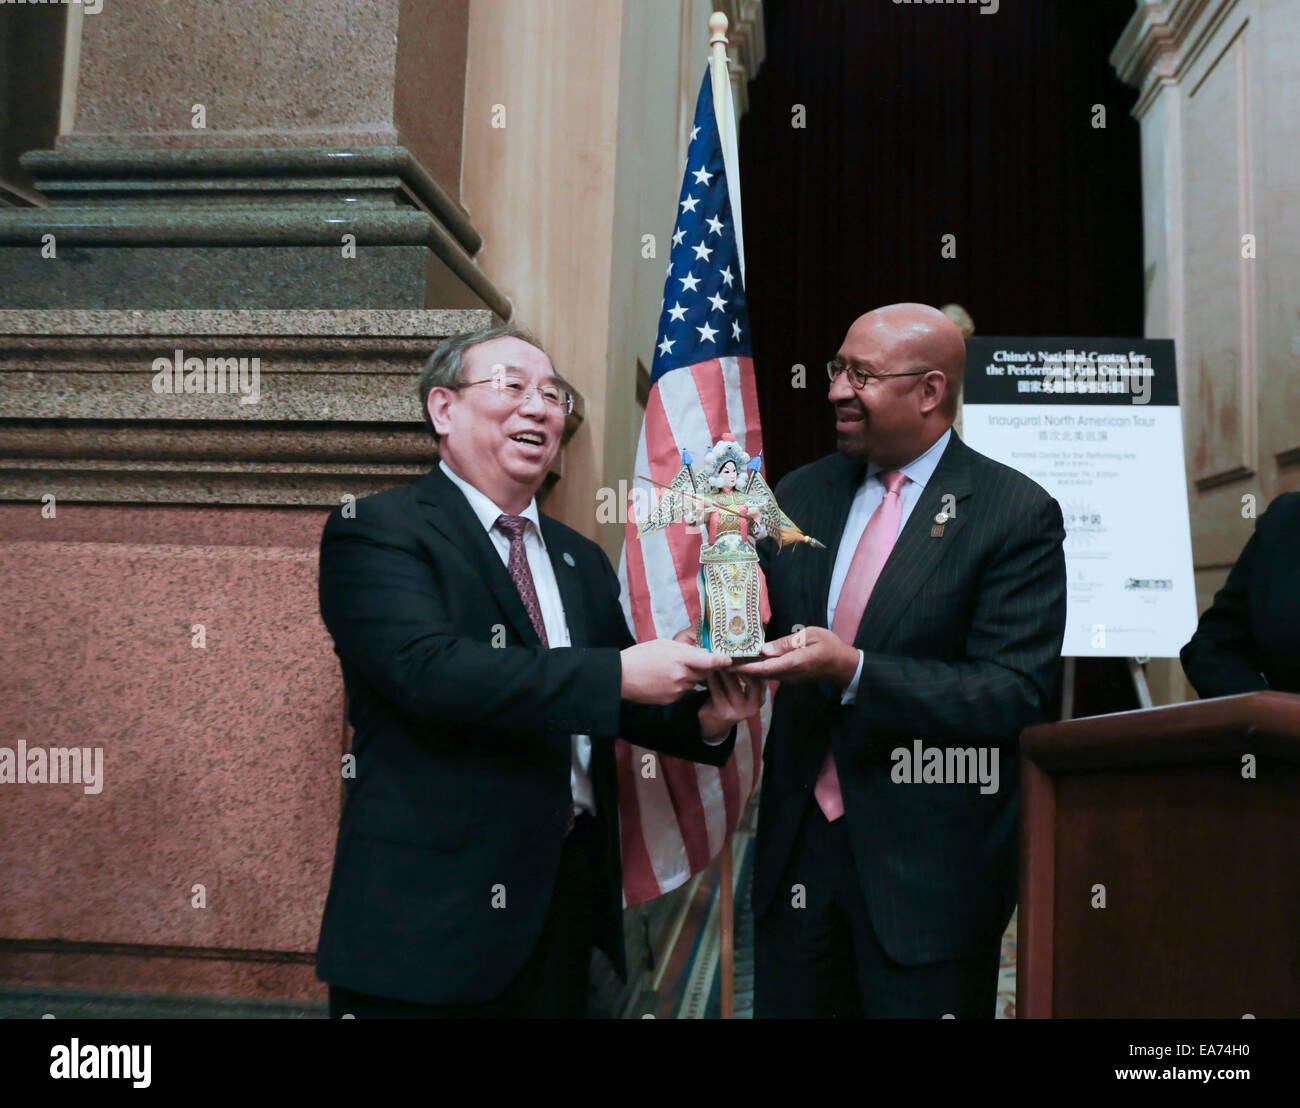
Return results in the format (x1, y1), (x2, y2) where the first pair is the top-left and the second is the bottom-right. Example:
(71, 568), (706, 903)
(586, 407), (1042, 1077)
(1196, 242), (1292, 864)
(314, 464), (735, 1006)
(1180, 491), (1300, 697)
(753, 432), (1067, 965)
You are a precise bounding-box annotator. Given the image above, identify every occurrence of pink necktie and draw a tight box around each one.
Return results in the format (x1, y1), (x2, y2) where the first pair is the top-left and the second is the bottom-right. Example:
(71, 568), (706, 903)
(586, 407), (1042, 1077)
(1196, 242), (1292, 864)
(814, 469), (907, 822)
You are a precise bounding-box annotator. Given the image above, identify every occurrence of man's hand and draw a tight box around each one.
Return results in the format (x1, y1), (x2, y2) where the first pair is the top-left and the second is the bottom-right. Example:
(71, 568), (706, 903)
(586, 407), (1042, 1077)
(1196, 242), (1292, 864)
(697, 671), (764, 741)
(730, 626), (859, 686)
(620, 639), (731, 705)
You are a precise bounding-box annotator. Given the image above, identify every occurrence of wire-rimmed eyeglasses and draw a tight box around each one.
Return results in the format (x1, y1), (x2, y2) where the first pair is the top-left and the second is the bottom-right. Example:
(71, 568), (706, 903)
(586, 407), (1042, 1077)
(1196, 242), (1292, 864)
(827, 360), (929, 389)
(453, 370), (575, 415)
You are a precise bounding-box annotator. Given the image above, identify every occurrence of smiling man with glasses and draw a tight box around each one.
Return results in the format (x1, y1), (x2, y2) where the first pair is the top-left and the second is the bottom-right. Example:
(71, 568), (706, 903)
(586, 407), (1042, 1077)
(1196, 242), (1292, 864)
(420, 330), (575, 514)
(314, 325), (757, 1018)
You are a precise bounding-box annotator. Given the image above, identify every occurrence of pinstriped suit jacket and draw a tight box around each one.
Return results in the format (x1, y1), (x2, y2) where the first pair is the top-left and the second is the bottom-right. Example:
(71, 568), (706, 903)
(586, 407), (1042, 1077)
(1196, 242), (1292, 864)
(753, 431), (1067, 965)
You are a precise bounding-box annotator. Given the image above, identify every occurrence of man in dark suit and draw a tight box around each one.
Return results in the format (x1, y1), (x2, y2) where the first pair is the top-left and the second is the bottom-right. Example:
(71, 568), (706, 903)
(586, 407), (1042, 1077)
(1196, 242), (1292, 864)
(734, 303), (1067, 1018)
(315, 325), (758, 1018)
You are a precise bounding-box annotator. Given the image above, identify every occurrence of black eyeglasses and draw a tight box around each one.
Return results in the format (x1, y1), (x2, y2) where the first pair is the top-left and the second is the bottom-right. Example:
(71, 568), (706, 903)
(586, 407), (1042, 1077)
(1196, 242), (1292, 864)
(452, 370), (575, 415)
(827, 360), (929, 389)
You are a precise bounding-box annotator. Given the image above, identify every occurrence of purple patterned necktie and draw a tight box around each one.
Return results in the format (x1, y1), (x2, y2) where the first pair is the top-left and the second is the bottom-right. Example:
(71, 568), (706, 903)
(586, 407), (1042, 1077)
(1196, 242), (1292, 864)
(496, 513), (572, 832)
(494, 514), (549, 647)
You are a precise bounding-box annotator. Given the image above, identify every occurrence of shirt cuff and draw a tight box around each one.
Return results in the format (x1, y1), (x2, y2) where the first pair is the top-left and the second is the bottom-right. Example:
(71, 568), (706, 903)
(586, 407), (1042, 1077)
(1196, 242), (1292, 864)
(703, 724), (735, 746)
(840, 650), (865, 705)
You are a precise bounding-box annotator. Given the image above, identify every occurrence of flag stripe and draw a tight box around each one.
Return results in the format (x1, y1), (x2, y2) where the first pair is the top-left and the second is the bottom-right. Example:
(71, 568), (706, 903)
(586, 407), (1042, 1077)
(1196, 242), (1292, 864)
(719, 357), (749, 451)
(644, 384), (709, 628)
(661, 755), (713, 872)
(621, 497), (663, 642)
(616, 738), (662, 907)
(737, 360), (763, 460)
(687, 360), (730, 447)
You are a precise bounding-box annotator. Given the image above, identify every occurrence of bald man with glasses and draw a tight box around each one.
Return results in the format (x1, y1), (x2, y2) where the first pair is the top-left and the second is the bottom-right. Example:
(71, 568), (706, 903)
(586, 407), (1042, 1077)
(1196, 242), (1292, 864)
(315, 325), (758, 1018)
(733, 303), (1067, 1019)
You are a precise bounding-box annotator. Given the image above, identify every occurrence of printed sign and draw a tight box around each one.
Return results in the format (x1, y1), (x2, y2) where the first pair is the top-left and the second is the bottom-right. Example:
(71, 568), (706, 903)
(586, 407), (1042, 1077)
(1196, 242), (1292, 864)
(962, 337), (1198, 658)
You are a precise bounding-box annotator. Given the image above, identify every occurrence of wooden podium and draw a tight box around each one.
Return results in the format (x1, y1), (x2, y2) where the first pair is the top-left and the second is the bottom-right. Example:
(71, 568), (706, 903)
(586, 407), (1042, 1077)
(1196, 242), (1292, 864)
(1017, 691), (1300, 1018)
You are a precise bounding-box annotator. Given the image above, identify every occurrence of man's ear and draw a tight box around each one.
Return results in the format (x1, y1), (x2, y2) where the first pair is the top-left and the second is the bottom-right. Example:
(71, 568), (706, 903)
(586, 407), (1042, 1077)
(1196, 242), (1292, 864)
(427, 389), (454, 439)
(919, 370), (947, 416)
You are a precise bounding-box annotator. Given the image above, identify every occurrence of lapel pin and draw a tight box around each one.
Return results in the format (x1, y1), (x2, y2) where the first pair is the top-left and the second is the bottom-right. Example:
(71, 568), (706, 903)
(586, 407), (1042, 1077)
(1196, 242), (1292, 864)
(563, 551), (576, 567)
(931, 512), (948, 538)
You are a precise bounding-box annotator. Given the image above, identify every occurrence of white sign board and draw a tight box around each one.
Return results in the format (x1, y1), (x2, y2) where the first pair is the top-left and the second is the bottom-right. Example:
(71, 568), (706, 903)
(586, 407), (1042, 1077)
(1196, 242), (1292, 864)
(962, 337), (1197, 658)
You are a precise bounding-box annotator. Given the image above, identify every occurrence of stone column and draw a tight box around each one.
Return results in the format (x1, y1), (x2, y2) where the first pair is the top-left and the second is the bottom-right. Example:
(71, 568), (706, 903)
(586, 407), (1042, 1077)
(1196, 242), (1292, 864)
(0, 0), (509, 315)
(0, 308), (535, 1011)
(0, 0), (761, 1016)
(0, 0), (528, 1013)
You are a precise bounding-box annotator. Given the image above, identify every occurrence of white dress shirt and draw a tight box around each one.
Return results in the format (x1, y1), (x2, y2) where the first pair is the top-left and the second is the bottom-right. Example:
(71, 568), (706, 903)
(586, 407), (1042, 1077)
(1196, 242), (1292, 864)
(827, 428), (953, 702)
(439, 460), (596, 816)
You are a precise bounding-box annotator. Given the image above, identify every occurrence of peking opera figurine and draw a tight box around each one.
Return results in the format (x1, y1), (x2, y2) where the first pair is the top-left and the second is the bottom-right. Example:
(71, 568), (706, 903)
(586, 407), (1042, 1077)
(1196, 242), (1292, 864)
(637, 433), (824, 657)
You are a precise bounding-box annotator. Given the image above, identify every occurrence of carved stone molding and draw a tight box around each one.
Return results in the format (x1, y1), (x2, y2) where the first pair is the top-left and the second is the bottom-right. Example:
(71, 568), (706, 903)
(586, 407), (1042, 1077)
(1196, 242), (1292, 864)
(0, 310), (585, 507)
(19, 146), (484, 254)
(1111, 0), (1240, 114)
(0, 146), (512, 317)
(711, 0), (766, 115)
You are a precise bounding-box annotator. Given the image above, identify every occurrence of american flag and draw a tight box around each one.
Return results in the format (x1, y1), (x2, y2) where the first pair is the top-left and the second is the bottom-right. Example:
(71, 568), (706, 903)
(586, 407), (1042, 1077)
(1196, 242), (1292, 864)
(616, 66), (768, 906)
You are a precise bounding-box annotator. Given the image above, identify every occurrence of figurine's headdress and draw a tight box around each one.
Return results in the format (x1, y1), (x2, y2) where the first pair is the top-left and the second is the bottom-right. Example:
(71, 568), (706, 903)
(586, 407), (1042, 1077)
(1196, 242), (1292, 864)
(637, 433), (824, 550)
(702, 433), (751, 490)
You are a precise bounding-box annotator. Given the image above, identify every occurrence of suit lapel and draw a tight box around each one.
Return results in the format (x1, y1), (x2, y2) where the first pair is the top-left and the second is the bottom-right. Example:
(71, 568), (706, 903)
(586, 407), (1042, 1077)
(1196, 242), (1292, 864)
(414, 465), (541, 647)
(853, 433), (974, 651)
(539, 515), (589, 649)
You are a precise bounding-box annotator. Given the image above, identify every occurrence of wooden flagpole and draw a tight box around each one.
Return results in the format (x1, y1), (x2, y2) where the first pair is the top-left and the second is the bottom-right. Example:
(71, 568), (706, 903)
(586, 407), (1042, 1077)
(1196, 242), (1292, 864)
(708, 10), (737, 1022)
(709, 13), (737, 170)
(719, 834), (735, 1020)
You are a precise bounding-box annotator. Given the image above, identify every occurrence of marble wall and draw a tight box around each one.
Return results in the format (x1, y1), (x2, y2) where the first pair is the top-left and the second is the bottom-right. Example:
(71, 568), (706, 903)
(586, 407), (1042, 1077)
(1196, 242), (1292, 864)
(0, 308), (496, 1005)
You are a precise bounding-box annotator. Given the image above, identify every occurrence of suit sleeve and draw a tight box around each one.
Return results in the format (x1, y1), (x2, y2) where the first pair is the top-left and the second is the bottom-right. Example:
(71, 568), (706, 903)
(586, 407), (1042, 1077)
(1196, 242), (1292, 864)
(840, 493), (1067, 748)
(1179, 528), (1267, 698)
(318, 503), (625, 739)
(595, 551), (736, 768)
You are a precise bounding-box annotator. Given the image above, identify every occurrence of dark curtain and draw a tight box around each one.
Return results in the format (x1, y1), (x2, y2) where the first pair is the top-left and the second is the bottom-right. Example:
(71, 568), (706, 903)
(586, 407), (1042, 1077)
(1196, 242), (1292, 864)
(739, 0), (1144, 480)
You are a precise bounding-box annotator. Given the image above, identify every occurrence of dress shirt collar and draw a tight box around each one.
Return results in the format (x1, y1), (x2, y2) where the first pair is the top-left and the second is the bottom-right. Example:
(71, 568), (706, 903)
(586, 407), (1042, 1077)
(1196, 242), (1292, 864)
(865, 426), (952, 492)
(439, 459), (543, 537)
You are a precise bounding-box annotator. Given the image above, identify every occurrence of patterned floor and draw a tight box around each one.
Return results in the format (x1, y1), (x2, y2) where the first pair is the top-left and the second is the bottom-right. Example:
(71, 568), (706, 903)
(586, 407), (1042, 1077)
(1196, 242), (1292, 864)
(670, 831), (758, 1019)
(671, 830), (1019, 1019)
(996, 908), (1018, 1019)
